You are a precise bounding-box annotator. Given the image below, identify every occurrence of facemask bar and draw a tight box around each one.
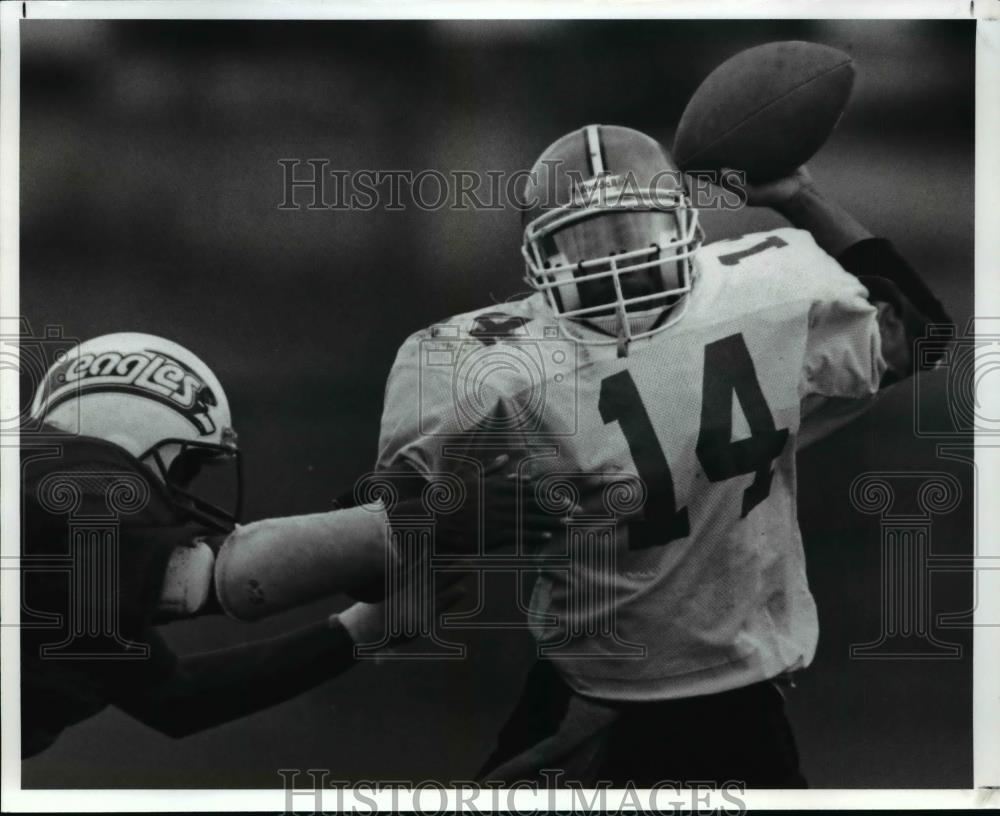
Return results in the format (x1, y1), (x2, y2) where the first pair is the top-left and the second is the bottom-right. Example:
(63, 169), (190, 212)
(141, 436), (243, 532)
(522, 188), (704, 344)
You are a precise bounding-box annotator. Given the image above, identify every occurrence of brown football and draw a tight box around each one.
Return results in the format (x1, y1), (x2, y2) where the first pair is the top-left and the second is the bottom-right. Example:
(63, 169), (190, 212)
(673, 41), (855, 183)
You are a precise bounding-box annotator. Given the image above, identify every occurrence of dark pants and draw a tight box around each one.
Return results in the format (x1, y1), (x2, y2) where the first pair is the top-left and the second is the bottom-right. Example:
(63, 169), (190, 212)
(479, 658), (807, 788)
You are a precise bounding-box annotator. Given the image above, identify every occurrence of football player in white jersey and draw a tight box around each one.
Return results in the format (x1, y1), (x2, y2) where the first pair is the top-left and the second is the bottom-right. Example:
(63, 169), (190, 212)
(375, 125), (950, 787)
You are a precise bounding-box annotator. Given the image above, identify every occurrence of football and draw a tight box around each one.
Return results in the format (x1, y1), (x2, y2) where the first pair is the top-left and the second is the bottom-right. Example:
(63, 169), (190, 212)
(673, 41), (855, 183)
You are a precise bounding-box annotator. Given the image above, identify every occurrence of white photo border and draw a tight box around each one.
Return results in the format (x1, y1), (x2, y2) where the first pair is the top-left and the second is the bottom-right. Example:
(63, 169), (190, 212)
(1, 0), (997, 810)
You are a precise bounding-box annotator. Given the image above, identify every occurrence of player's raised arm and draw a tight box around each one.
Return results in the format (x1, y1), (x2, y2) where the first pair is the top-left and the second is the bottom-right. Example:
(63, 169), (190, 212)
(737, 165), (952, 384)
(679, 39), (952, 386)
(734, 166), (869, 257)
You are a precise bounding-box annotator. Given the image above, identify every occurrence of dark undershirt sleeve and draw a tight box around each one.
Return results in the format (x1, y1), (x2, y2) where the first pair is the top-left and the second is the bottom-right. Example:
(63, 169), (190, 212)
(113, 618), (357, 738)
(836, 237), (953, 371)
(836, 237), (952, 325)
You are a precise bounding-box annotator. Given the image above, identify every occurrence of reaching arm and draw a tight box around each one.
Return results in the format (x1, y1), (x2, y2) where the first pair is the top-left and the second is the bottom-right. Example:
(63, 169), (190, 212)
(118, 569), (467, 739)
(114, 615), (358, 738)
(210, 452), (564, 621)
(733, 165), (952, 381)
(746, 166), (873, 258)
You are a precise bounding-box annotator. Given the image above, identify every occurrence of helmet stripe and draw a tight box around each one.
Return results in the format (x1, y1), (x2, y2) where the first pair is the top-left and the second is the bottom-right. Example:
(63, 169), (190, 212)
(585, 124), (605, 177)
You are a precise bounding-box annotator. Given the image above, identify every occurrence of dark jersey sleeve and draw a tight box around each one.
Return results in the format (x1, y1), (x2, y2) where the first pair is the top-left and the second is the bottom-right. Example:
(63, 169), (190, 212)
(21, 627), (178, 759)
(836, 237), (953, 371)
(20, 434), (212, 757)
(112, 617), (358, 738)
(837, 238), (951, 325)
(21, 433), (363, 753)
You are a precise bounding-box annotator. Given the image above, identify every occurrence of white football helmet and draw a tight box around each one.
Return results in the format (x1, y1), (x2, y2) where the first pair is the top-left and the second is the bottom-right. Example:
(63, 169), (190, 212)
(30, 332), (241, 530)
(521, 124), (703, 348)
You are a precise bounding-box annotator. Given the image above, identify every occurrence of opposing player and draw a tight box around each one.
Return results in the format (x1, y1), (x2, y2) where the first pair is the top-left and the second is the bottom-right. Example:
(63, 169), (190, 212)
(374, 125), (950, 786)
(20, 332), (551, 758)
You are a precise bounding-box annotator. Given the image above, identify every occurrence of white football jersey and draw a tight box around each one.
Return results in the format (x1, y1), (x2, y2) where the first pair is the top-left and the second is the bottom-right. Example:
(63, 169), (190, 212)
(377, 227), (885, 701)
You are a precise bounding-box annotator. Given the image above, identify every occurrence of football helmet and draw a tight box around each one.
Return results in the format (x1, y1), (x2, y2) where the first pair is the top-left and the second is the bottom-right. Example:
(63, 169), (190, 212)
(30, 332), (242, 531)
(521, 124), (703, 347)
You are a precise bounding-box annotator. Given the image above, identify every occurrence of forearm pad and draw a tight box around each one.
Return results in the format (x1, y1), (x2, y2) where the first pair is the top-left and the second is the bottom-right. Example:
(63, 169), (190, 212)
(214, 504), (394, 621)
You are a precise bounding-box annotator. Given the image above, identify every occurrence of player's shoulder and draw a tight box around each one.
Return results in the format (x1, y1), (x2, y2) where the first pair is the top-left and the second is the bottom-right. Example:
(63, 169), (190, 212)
(22, 430), (177, 527)
(23, 431), (149, 488)
(696, 227), (868, 309)
(390, 294), (554, 365)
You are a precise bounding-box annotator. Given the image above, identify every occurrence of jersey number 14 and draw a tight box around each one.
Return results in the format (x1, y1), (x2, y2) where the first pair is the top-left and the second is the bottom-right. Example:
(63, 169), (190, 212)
(599, 333), (789, 550)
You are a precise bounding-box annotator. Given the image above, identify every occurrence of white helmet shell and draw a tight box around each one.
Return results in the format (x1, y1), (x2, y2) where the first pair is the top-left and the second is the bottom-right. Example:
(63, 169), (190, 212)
(30, 332), (236, 469)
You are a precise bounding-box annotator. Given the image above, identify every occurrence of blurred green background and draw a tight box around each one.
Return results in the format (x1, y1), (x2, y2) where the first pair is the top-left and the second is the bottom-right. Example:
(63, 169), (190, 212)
(20, 19), (974, 788)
